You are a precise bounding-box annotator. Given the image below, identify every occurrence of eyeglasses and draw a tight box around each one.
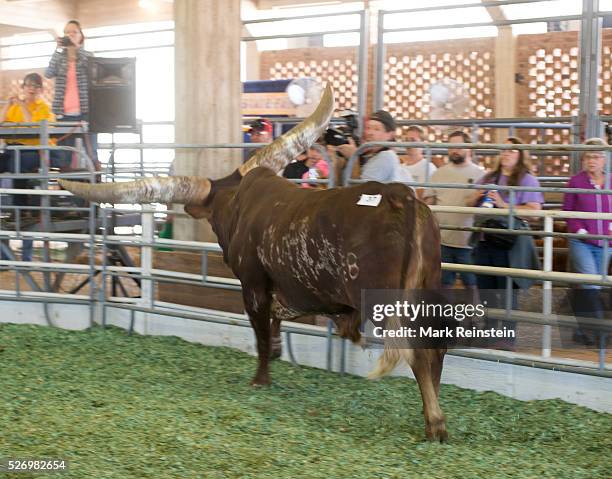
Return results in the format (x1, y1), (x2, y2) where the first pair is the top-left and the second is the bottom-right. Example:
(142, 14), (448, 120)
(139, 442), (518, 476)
(23, 83), (42, 89)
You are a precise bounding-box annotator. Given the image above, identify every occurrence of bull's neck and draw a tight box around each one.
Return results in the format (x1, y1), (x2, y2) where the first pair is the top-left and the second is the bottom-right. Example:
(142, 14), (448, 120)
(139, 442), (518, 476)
(204, 169), (242, 207)
(205, 169), (243, 253)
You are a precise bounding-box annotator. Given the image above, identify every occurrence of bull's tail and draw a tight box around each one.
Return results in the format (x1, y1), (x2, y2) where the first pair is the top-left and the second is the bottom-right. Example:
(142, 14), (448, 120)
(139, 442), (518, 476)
(368, 348), (401, 379)
(368, 197), (438, 380)
(367, 316), (414, 380)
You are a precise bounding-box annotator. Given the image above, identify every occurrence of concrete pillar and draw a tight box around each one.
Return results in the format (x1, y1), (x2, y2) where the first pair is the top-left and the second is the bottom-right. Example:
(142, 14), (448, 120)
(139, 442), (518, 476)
(173, 0), (242, 242)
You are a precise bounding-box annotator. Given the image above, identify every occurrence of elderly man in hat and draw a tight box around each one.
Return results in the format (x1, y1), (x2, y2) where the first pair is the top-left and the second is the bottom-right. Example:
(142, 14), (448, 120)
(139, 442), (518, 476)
(243, 118), (273, 163)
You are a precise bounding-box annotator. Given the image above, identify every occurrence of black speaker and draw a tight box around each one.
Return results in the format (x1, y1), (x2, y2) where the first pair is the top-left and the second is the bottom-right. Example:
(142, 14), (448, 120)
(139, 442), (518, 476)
(88, 57), (137, 133)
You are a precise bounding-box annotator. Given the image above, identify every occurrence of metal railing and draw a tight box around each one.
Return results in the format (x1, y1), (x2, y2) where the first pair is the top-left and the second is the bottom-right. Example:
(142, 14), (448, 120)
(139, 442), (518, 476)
(0, 138), (610, 375)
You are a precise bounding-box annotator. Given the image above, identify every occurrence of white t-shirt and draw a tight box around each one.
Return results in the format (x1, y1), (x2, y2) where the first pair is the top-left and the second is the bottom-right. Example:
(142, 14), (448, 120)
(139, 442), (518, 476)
(395, 164), (415, 189)
(405, 158), (437, 185)
(423, 162), (484, 248)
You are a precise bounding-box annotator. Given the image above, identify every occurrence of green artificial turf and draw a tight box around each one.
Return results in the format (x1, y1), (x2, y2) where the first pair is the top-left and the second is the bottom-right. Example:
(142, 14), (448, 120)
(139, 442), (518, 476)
(0, 323), (610, 479)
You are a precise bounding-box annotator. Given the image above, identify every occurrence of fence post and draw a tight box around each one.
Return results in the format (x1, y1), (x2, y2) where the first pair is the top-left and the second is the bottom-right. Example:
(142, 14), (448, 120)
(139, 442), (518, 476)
(542, 216), (553, 358)
(140, 211), (155, 327)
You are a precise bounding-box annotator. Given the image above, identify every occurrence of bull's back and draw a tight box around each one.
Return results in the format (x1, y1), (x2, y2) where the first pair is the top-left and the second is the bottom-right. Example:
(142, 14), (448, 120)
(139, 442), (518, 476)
(235, 178), (429, 310)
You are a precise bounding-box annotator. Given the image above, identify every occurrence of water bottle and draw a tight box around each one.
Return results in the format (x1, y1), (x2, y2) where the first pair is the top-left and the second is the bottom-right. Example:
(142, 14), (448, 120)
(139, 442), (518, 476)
(480, 190), (495, 208)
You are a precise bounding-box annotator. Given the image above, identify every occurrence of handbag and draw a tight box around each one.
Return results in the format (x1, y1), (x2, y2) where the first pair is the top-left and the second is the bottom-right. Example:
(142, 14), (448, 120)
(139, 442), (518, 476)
(479, 216), (522, 250)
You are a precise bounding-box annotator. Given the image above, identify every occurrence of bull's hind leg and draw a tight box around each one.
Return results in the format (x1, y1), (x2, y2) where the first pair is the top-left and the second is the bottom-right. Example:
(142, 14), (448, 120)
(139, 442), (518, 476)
(242, 286), (273, 386)
(410, 349), (447, 442)
(431, 347), (446, 397)
(270, 315), (282, 360)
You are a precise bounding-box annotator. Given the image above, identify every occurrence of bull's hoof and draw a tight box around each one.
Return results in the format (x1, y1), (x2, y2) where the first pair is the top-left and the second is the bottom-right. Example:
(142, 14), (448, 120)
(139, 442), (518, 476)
(425, 419), (448, 443)
(250, 376), (271, 387)
(269, 347), (282, 360)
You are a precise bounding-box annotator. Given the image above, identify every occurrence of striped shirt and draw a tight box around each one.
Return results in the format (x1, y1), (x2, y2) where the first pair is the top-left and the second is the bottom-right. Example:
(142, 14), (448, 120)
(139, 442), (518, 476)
(45, 48), (93, 116)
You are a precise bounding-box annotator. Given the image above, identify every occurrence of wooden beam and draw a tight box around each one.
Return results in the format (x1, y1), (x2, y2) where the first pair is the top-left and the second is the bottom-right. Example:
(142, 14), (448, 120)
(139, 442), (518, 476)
(479, 0), (516, 131)
(256, 0), (345, 9)
(480, 0), (506, 23)
(76, 0), (172, 27)
(0, 0), (75, 31)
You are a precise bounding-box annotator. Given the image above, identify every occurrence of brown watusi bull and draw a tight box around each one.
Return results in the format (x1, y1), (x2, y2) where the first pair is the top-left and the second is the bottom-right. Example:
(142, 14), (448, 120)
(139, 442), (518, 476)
(59, 85), (448, 442)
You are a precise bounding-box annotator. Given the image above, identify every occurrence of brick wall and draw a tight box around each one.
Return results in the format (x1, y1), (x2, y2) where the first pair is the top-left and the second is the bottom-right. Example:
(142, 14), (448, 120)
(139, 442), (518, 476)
(260, 31), (612, 175)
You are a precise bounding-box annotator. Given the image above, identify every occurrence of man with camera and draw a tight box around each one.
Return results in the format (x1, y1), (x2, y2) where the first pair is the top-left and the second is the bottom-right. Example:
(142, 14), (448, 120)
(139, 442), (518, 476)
(330, 110), (404, 184)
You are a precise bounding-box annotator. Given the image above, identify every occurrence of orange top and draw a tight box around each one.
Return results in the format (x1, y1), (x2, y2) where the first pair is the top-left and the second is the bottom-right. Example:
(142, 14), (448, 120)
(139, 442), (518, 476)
(63, 60), (81, 115)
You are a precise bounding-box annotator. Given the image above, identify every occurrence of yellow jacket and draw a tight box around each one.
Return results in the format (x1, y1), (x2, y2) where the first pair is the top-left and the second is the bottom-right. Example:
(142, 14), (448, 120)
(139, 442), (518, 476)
(4, 98), (56, 146)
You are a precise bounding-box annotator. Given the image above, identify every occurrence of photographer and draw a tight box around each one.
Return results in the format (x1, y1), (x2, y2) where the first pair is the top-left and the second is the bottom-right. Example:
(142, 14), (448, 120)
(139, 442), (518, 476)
(330, 110), (403, 184)
(45, 19), (99, 170)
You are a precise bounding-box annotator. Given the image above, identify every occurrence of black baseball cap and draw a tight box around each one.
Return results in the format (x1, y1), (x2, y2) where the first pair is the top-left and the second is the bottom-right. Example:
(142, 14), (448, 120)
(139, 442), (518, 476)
(369, 110), (396, 132)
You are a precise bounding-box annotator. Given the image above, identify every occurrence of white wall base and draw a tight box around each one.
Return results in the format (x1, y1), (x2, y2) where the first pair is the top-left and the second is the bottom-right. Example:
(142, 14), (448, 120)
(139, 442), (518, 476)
(1, 300), (610, 413)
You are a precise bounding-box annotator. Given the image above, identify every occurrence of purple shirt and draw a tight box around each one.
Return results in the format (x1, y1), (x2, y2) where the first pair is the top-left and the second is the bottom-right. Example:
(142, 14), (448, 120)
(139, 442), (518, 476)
(562, 171), (612, 247)
(476, 172), (544, 206)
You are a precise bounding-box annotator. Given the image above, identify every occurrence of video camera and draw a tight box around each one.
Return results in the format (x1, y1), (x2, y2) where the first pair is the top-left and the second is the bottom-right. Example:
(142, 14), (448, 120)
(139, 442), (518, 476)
(324, 111), (359, 147)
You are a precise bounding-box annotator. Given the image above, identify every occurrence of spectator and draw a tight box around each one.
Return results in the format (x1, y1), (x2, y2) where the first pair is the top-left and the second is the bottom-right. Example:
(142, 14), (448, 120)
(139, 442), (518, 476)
(423, 130), (484, 290)
(45, 19), (99, 170)
(333, 110), (404, 184)
(299, 144), (330, 189)
(0, 72), (57, 262)
(562, 137), (611, 345)
(282, 151), (309, 180)
(243, 118), (273, 163)
(248, 118), (273, 144)
(467, 136), (544, 348)
(400, 125), (437, 197)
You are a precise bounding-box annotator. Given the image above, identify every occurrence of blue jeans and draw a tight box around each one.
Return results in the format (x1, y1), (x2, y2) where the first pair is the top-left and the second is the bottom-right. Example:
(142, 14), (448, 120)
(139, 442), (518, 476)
(441, 245), (477, 287)
(21, 240), (33, 262)
(568, 239), (610, 334)
(473, 242), (517, 333)
(0, 149), (42, 262)
(568, 239), (611, 290)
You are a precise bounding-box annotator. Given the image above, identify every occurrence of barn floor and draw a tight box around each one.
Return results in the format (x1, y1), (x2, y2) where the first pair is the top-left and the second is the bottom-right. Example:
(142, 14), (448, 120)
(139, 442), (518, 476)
(0, 324), (609, 479)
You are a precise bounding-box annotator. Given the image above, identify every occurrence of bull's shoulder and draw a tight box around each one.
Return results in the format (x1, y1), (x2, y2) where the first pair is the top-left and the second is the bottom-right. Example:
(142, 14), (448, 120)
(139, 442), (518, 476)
(331, 181), (418, 210)
(240, 166), (287, 189)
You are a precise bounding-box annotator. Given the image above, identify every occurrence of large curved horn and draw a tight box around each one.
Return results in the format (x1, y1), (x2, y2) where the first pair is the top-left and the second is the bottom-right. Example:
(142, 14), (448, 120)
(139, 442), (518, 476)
(239, 83), (335, 176)
(58, 177), (211, 205)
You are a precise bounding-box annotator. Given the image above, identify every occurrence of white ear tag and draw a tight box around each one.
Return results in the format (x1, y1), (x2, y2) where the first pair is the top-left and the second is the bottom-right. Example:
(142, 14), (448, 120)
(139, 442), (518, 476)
(357, 194), (382, 207)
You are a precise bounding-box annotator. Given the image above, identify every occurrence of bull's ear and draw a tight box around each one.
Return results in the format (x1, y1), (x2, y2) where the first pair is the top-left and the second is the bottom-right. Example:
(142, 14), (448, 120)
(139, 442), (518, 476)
(184, 204), (211, 219)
